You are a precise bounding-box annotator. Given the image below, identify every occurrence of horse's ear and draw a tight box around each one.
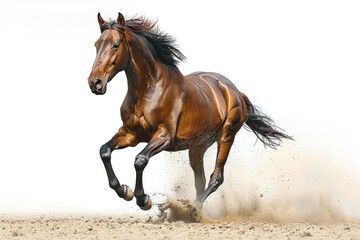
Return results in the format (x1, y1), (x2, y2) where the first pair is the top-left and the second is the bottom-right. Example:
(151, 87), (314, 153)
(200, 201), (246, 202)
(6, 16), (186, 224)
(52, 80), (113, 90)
(117, 12), (125, 26)
(98, 12), (106, 29)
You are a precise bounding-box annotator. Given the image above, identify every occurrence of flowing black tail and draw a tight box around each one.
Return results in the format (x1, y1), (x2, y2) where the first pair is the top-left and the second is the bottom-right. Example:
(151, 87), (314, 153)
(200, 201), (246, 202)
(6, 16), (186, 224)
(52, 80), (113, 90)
(241, 93), (293, 148)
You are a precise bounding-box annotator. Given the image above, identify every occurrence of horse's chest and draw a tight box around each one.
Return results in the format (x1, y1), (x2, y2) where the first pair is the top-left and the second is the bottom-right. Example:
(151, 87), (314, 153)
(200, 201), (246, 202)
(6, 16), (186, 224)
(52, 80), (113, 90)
(131, 105), (156, 134)
(133, 115), (151, 132)
(122, 98), (160, 138)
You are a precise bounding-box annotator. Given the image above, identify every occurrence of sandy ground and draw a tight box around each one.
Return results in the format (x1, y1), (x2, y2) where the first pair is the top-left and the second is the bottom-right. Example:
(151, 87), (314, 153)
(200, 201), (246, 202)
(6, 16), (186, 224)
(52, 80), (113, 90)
(1, 214), (360, 240)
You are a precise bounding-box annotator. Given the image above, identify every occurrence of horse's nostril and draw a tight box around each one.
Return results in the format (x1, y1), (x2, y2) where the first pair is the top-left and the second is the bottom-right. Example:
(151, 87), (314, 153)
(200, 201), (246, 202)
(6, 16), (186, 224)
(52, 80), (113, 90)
(94, 78), (102, 90)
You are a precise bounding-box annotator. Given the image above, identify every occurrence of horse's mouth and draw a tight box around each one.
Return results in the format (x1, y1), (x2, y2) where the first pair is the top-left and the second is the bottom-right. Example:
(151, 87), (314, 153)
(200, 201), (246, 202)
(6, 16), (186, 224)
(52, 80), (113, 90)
(91, 87), (107, 95)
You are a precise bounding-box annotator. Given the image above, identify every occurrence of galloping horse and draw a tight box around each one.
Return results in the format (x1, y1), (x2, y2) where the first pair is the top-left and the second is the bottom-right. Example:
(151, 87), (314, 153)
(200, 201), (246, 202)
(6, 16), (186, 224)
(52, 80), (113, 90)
(88, 13), (292, 210)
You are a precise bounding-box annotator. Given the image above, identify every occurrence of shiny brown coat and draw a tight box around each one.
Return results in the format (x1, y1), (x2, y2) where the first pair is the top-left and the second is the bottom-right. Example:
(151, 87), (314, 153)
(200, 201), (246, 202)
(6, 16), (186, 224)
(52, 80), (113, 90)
(88, 13), (292, 210)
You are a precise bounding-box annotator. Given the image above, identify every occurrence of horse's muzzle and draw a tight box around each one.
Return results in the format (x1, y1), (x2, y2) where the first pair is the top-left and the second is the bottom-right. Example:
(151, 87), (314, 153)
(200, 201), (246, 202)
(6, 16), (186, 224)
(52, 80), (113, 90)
(91, 87), (106, 95)
(89, 78), (107, 95)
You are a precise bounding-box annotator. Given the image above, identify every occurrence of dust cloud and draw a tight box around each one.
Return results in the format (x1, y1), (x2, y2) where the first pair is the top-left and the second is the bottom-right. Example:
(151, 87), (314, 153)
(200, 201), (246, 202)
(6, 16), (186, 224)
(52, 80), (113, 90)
(164, 138), (360, 223)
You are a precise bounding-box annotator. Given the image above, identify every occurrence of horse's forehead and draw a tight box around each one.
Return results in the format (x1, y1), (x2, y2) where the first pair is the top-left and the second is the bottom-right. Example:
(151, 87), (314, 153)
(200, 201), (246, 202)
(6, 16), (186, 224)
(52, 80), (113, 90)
(100, 30), (121, 42)
(99, 31), (111, 42)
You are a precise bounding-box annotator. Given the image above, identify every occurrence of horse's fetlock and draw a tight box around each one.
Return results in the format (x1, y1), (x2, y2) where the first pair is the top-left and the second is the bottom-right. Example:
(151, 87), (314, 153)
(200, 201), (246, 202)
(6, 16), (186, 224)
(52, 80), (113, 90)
(109, 179), (120, 189)
(134, 189), (144, 199)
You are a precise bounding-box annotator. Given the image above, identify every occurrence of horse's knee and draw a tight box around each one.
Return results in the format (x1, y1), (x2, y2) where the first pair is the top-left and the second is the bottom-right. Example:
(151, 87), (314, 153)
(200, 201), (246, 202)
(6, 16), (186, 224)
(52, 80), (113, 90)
(134, 154), (148, 170)
(100, 143), (111, 161)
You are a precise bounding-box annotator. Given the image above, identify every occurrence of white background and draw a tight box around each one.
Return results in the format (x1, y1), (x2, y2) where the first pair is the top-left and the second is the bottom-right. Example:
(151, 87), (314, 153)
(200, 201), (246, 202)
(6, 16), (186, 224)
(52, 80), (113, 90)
(0, 0), (360, 216)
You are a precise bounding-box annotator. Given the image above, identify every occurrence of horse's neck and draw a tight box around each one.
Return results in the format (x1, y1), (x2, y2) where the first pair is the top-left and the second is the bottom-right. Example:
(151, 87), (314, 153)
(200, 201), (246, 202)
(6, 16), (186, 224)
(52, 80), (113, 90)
(123, 34), (154, 97)
(124, 35), (181, 100)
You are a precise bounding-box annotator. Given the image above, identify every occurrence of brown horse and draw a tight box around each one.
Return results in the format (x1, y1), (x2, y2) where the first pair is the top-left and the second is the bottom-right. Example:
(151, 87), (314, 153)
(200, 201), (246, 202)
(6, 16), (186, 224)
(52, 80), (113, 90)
(88, 13), (292, 210)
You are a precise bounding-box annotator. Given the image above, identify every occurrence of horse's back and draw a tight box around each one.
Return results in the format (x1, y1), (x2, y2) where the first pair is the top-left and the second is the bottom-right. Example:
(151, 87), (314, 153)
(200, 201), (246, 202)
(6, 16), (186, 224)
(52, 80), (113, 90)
(187, 71), (243, 111)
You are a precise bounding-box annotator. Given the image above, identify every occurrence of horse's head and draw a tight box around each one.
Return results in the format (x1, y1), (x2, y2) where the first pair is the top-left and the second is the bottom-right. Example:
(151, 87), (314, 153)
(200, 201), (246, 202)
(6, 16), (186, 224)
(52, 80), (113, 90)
(88, 13), (129, 95)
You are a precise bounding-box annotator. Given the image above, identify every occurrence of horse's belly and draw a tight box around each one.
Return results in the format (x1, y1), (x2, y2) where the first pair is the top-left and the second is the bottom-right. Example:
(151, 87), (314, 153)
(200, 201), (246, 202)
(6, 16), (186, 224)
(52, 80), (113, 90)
(167, 136), (217, 151)
(174, 105), (224, 148)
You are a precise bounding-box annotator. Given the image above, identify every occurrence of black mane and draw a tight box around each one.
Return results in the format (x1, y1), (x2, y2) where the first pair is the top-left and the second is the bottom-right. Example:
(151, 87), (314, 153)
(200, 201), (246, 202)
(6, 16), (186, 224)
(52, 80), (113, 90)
(101, 17), (186, 66)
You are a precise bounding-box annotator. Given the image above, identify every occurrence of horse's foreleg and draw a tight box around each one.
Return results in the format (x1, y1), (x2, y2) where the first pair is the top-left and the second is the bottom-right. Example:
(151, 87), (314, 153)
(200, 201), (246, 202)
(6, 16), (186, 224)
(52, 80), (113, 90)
(100, 126), (139, 201)
(134, 125), (171, 210)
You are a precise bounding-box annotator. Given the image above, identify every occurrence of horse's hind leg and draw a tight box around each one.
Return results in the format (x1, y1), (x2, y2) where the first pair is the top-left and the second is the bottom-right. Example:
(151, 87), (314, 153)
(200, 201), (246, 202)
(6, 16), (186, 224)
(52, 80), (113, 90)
(195, 107), (243, 209)
(189, 146), (207, 198)
(100, 126), (139, 201)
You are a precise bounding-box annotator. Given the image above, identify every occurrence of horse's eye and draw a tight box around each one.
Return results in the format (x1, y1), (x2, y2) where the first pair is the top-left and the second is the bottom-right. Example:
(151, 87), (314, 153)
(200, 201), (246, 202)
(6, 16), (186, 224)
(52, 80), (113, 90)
(112, 43), (119, 49)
